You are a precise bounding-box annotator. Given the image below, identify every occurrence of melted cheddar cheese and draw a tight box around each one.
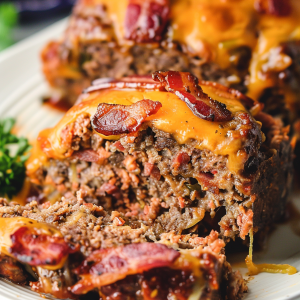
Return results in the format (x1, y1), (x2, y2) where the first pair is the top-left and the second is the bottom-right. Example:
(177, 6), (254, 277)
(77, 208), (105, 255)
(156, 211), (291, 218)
(245, 228), (297, 275)
(69, 0), (300, 103)
(0, 217), (67, 270)
(26, 85), (260, 178)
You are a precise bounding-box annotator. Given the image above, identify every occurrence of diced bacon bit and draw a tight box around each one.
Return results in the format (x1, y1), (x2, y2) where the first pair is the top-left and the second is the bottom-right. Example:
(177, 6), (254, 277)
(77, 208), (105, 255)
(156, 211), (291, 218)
(71, 148), (110, 164)
(237, 206), (254, 240)
(111, 211), (120, 221)
(160, 231), (181, 244)
(98, 182), (121, 200)
(91, 99), (162, 136)
(57, 184), (67, 193)
(70, 243), (180, 294)
(125, 203), (140, 217)
(124, 0), (169, 43)
(123, 155), (138, 172)
(113, 217), (126, 226)
(143, 162), (161, 180)
(128, 173), (140, 187)
(113, 141), (125, 151)
(100, 183), (116, 194)
(196, 172), (217, 193)
(142, 198), (161, 221)
(117, 169), (131, 190)
(143, 162), (154, 176)
(97, 147), (111, 164)
(153, 71), (232, 122)
(178, 197), (185, 208)
(87, 75), (164, 94)
(211, 170), (218, 175)
(254, 0), (291, 17)
(41, 201), (51, 209)
(71, 149), (100, 163)
(172, 152), (190, 171)
(10, 227), (78, 268)
(188, 230), (225, 254)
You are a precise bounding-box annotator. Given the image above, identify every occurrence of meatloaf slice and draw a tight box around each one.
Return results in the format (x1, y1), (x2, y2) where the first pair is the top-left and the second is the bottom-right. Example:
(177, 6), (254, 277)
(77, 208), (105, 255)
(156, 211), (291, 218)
(26, 71), (293, 243)
(41, 0), (300, 125)
(0, 195), (247, 300)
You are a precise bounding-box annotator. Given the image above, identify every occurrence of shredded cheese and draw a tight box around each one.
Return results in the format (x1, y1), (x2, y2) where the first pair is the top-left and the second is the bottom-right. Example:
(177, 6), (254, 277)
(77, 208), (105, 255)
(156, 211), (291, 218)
(245, 228), (297, 275)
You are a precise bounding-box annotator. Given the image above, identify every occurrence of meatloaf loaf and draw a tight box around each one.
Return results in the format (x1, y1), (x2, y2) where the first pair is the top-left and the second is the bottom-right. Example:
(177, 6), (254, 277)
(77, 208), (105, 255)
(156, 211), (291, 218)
(41, 0), (300, 123)
(0, 195), (247, 300)
(26, 71), (293, 243)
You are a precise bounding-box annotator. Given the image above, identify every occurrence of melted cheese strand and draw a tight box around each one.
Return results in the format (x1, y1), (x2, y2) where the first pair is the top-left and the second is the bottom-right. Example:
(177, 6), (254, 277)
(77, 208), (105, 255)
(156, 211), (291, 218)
(245, 228), (297, 275)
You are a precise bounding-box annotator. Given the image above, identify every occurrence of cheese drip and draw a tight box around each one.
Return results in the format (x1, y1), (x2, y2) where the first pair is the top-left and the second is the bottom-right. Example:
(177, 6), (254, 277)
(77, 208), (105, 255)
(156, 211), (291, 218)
(26, 86), (260, 178)
(245, 228), (297, 275)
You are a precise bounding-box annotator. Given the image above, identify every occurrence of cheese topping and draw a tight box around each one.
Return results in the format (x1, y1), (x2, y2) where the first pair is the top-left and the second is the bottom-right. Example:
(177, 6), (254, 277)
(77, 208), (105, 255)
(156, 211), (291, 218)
(26, 85), (259, 178)
(72, 0), (300, 103)
(245, 228), (297, 275)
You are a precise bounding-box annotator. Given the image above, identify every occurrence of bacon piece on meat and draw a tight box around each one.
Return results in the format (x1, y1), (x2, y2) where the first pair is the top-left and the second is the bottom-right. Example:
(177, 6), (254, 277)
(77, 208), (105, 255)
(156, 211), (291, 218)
(254, 0), (291, 17)
(124, 0), (170, 43)
(86, 75), (164, 94)
(91, 99), (162, 136)
(199, 80), (255, 109)
(143, 162), (161, 180)
(172, 151), (190, 171)
(71, 243), (179, 294)
(10, 226), (77, 268)
(153, 71), (232, 122)
(72, 149), (101, 163)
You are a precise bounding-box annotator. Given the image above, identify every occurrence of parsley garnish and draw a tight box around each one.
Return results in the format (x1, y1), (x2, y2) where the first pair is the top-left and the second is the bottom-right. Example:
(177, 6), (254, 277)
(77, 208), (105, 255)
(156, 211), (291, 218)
(0, 118), (31, 198)
(0, 3), (18, 51)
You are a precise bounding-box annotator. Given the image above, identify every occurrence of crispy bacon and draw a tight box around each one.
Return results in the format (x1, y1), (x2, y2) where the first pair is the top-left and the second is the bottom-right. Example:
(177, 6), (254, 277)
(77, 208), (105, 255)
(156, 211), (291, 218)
(10, 226), (76, 268)
(143, 162), (161, 180)
(91, 99), (162, 136)
(254, 0), (291, 17)
(71, 149), (101, 163)
(86, 75), (164, 94)
(172, 151), (190, 171)
(153, 71), (232, 122)
(71, 243), (179, 294)
(124, 0), (169, 43)
(199, 80), (255, 109)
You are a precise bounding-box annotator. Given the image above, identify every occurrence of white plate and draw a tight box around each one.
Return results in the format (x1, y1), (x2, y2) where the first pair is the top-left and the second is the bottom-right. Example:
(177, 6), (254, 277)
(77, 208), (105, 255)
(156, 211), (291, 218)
(0, 19), (300, 300)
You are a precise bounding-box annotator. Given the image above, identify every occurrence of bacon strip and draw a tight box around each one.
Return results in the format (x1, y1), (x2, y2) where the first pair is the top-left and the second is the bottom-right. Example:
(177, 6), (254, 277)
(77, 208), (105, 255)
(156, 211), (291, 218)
(86, 75), (164, 94)
(124, 0), (170, 43)
(91, 99), (162, 136)
(71, 243), (179, 294)
(199, 80), (255, 109)
(153, 71), (232, 122)
(254, 0), (291, 17)
(10, 226), (76, 268)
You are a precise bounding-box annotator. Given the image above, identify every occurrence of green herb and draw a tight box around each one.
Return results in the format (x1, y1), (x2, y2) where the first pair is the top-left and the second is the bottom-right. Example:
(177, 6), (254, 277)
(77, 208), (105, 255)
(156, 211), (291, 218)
(0, 3), (18, 51)
(0, 118), (31, 198)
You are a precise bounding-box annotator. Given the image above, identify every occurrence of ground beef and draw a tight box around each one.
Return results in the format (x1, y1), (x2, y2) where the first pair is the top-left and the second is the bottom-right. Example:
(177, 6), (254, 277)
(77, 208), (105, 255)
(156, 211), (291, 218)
(29, 107), (292, 243)
(0, 195), (247, 300)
